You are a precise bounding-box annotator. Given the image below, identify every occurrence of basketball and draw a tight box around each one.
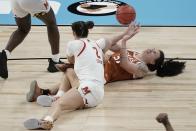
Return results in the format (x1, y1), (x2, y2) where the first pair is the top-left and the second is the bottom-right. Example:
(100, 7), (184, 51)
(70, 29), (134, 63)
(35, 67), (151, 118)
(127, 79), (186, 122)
(116, 4), (136, 25)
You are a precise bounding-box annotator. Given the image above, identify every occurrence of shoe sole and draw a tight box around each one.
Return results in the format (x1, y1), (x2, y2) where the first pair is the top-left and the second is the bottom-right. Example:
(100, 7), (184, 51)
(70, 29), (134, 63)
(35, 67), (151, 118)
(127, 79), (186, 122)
(0, 73), (8, 79)
(24, 118), (41, 129)
(24, 118), (53, 130)
(26, 80), (37, 102)
(37, 95), (53, 107)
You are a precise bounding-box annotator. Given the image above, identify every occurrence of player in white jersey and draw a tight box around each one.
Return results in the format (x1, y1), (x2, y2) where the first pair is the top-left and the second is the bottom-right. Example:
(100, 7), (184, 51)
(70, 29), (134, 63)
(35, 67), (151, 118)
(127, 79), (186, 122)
(24, 21), (140, 130)
(0, 0), (62, 79)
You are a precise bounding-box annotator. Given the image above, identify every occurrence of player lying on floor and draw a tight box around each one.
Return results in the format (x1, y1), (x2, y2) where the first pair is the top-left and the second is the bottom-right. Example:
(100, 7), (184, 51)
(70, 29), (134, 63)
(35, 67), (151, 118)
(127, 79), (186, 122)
(26, 22), (185, 107)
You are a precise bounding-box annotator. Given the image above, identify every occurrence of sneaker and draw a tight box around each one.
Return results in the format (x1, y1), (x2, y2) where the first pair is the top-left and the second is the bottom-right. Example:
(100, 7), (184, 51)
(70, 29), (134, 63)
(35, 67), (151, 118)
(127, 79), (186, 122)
(24, 118), (53, 130)
(37, 95), (59, 107)
(0, 50), (8, 79)
(26, 80), (42, 102)
(47, 58), (64, 73)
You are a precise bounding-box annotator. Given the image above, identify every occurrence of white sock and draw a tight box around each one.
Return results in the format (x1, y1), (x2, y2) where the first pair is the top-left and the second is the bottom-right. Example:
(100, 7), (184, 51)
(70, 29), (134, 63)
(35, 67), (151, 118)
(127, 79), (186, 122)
(44, 115), (54, 122)
(54, 90), (65, 98)
(51, 53), (60, 63)
(4, 50), (11, 59)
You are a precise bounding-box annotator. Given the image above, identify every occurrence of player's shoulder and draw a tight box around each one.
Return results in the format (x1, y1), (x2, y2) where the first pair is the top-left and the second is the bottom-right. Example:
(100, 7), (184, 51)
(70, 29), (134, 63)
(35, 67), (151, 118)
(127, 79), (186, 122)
(67, 40), (85, 48)
(96, 38), (106, 43)
(137, 62), (148, 73)
(68, 40), (84, 44)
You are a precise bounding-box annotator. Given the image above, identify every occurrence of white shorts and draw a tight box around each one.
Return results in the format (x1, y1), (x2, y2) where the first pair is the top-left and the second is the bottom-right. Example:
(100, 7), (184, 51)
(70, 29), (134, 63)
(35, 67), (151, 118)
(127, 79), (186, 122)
(11, 0), (51, 18)
(78, 80), (104, 108)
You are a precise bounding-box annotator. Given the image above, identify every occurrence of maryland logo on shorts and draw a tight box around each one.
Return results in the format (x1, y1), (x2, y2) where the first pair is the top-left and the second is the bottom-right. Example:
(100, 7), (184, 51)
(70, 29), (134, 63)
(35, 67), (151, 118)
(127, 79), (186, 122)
(82, 86), (91, 95)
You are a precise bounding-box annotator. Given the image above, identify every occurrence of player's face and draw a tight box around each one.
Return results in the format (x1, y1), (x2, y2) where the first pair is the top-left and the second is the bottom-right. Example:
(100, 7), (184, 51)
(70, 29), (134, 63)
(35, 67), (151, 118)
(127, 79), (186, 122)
(142, 48), (160, 64)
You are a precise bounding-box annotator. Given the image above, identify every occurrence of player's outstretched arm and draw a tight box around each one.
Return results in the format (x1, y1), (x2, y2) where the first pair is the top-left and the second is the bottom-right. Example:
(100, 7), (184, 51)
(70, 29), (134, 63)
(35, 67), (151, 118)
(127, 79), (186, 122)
(156, 113), (175, 131)
(103, 22), (140, 53)
(118, 24), (142, 77)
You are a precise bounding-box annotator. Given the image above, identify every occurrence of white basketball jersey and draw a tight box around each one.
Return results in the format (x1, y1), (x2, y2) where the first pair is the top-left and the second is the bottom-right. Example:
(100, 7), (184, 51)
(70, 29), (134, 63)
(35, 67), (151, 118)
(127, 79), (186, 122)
(66, 38), (106, 84)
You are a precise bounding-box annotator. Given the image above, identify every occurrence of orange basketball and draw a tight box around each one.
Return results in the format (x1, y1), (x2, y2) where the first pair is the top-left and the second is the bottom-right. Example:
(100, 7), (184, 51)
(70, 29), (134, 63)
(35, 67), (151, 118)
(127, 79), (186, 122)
(116, 4), (136, 25)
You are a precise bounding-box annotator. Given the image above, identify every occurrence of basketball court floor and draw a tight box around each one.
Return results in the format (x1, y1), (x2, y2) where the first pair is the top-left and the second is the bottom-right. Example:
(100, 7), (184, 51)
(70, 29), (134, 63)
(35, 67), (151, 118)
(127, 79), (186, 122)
(0, 26), (196, 131)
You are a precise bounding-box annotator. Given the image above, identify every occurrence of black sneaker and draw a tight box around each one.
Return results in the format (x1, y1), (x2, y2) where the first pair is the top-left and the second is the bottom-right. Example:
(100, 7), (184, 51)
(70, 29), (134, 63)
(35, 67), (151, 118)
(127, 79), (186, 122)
(47, 58), (64, 73)
(0, 50), (8, 79)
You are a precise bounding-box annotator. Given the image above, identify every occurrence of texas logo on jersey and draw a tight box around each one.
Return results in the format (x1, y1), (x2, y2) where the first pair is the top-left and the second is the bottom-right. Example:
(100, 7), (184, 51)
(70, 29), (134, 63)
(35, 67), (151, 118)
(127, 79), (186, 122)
(104, 50), (142, 83)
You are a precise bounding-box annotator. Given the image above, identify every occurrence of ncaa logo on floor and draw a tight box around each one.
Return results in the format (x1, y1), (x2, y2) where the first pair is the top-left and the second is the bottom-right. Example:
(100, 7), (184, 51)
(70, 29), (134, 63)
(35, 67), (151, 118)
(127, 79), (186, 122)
(67, 0), (127, 16)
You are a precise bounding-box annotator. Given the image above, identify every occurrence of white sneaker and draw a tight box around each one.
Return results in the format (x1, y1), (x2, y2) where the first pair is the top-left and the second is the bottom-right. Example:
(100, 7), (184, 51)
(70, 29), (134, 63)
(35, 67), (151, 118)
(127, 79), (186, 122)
(37, 95), (59, 107)
(24, 118), (53, 130)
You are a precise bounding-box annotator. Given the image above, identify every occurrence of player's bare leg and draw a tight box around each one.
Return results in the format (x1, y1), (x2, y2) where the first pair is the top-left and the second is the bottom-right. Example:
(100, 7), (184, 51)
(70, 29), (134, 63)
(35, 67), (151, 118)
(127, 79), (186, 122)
(66, 68), (79, 88)
(35, 8), (59, 55)
(5, 14), (31, 52)
(24, 88), (84, 130)
(0, 14), (31, 79)
(37, 68), (79, 107)
(35, 8), (63, 72)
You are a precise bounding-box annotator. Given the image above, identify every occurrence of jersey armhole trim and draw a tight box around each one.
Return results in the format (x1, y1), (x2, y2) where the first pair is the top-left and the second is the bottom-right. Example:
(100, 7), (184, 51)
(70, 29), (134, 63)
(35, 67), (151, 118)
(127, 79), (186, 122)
(96, 42), (101, 49)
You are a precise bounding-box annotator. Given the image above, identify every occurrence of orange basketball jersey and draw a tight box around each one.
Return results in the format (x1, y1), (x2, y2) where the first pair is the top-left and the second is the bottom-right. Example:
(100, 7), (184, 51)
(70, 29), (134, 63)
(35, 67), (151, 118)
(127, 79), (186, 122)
(104, 50), (144, 83)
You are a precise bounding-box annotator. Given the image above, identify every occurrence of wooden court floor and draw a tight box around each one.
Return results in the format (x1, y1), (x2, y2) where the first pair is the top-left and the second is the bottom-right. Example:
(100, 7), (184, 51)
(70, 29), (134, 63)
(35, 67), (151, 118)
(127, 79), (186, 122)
(0, 26), (196, 131)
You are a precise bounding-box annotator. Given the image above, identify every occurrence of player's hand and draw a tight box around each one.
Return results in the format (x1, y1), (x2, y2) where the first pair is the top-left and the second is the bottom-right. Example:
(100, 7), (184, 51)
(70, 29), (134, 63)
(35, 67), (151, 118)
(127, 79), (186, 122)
(122, 21), (140, 41)
(156, 113), (169, 124)
(55, 63), (74, 72)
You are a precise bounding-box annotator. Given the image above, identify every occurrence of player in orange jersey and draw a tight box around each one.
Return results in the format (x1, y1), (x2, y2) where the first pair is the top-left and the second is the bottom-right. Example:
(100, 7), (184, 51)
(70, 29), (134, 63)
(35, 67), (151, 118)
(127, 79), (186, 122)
(53, 26), (186, 83)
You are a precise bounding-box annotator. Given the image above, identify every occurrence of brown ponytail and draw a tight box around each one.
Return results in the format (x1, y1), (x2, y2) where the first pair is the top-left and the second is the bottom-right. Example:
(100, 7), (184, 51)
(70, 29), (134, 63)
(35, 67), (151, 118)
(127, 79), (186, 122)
(156, 59), (186, 77)
(147, 50), (186, 77)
